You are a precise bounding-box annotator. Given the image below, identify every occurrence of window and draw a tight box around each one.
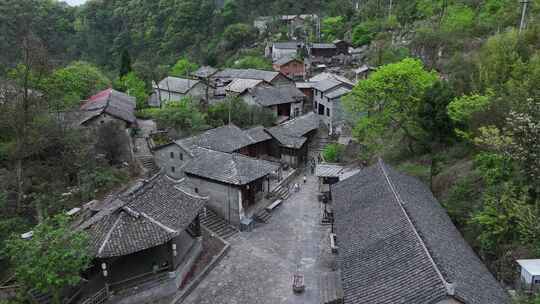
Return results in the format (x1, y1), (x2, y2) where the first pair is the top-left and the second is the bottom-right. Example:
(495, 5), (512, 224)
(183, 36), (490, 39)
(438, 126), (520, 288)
(180, 153), (183, 161)
(535, 278), (540, 284)
(171, 167), (175, 173)
(195, 188), (199, 194)
(170, 152), (174, 159)
(326, 108), (330, 117)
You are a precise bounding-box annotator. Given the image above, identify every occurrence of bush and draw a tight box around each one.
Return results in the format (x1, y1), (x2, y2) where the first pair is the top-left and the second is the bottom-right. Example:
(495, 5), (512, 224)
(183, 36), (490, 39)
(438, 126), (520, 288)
(322, 144), (345, 163)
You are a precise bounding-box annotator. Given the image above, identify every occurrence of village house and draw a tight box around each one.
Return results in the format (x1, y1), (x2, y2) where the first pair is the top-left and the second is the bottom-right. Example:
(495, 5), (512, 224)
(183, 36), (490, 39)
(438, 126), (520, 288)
(211, 68), (293, 87)
(75, 174), (207, 304)
(311, 74), (354, 135)
(79, 88), (137, 129)
(272, 56), (305, 80)
(266, 112), (319, 168)
(225, 78), (267, 96)
(191, 66), (218, 80)
(182, 148), (279, 227)
(309, 43), (338, 60)
(353, 64), (376, 81)
(280, 14), (318, 38)
(240, 85), (305, 121)
(270, 42), (303, 62)
(151, 76), (211, 106)
(333, 40), (350, 55)
(331, 160), (510, 304)
(295, 81), (315, 103)
(517, 259), (540, 293)
(153, 124), (273, 179)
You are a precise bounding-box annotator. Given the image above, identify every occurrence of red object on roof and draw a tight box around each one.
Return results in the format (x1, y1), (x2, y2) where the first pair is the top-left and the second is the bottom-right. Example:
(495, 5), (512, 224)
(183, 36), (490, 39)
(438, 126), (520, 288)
(81, 88), (113, 108)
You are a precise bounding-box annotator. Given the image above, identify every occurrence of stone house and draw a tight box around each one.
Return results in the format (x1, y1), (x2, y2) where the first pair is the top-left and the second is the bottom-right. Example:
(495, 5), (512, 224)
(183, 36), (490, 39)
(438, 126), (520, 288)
(75, 174), (206, 304)
(240, 85), (305, 120)
(224, 78), (267, 96)
(266, 112), (319, 168)
(333, 40), (350, 55)
(272, 56), (306, 80)
(311, 73), (354, 135)
(271, 42), (303, 62)
(152, 76), (211, 106)
(211, 68), (293, 88)
(183, 148), (279, 227)
(80, 88), (137, 129)
(309, 43), (338, 59)
(332, 160), (510, 304)
(153, 124), (273, 179)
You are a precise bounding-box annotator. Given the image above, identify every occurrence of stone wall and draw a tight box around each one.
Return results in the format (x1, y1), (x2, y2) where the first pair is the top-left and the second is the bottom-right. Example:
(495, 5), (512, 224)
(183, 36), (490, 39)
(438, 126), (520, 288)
(154, 144), (193, 179)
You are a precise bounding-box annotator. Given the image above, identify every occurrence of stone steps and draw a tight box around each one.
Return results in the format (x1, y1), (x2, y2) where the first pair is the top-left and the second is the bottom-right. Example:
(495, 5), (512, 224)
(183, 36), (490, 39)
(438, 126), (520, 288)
(136, 155), (160, 176)
(254, 209), (272, 223)
(199, 208), (238, 239)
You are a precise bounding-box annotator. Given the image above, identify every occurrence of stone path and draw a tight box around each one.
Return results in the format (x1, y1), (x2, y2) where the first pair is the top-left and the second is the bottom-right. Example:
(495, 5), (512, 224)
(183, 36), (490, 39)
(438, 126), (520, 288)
(181, 174), (334, 304)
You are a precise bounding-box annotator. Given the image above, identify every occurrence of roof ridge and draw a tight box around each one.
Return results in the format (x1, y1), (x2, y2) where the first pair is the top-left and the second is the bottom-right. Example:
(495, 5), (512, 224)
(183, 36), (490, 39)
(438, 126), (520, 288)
(98, 212), (124, 256)
(376, 158), (452, 294)
(139, 211), (178, 234)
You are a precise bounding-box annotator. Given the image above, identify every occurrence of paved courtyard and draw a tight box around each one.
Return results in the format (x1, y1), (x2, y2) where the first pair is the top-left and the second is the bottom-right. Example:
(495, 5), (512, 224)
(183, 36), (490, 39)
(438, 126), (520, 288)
(182, 174), (335, 304)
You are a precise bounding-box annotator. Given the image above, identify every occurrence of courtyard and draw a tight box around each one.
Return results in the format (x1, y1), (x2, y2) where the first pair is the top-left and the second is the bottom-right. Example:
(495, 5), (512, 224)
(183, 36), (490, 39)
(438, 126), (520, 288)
(181, 173), (335, 304)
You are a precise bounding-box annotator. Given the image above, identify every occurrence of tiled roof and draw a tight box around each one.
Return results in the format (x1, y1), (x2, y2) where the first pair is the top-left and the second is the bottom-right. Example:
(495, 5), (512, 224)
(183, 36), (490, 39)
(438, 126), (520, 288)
(311, 43), (337, 49)
(273, 56), (302, 66)
(315, 164), (344, 178)
(80, 89), (136, 124)
(176, 124), (256, 153)
(155, 77), (200, 94)
(225, 78), (264, 94)
(267, 112), (318, 148)
(212, 69), (280, 83)
(245, 126), (272, 143)
(192, 66), (218, 78)
(273, 42), (302, 50)
(184, 148), (279, 185)
(295, 82), (315, 89)
(325, 87), (351, 99)
(80, 174), (207, 258)
(310, 73), (355, 86)
(247, 85), (304, 107)
(332, 160), (510, 304)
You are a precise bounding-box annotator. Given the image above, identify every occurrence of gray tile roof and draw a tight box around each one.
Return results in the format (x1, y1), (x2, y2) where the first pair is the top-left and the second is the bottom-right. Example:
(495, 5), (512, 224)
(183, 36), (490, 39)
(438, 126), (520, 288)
(332, 160), (510, 304)
(192, 66), (218, 78)
(273, 56), (302, 66)
(315, 164), (344, 178)
(80, 174), (207, 258)
(247, 85), (304, 107)
(325, 87), (351, 99)
(225, 78), (264, 94)
(311, 43), (337, 49)
(267, 112), (318, 149)
(245, 126), (272, 143)
(310, 73), (355, 86)
(273, 42), (302, 50)
(176, 124), (256, 153)
(184, 148), (279, 185)
(80, 89), (137, 124)
(155, 77), (200, 94)
(212, 69), (280, 83)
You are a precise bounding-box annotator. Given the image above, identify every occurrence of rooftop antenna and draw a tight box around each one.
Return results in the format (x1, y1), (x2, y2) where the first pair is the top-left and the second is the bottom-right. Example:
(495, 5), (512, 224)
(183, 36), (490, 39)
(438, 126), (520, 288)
(519, 0), (530, 33)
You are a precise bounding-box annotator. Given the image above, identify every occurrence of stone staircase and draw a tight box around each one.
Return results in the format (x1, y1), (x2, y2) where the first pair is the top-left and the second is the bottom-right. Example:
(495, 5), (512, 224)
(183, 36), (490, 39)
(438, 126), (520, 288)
(253, 209), (272, 223)
(199, 208), (238, 239)
(137, 155), (160, 176)
(271, 183), (291, 200)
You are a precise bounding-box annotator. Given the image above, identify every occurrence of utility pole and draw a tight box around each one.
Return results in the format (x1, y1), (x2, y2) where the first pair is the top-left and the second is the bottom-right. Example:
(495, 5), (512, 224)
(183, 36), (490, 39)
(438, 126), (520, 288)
(519, 0), (530, 33)
(388, 0), (393, 20)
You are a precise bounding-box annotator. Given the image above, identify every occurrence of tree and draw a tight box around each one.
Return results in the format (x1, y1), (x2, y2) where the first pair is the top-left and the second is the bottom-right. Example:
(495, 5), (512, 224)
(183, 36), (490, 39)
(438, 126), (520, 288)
(114, 72), (148, 109)
(321, 16), (345, 42)
(119, 49), (132, 78)
(223, 23), (257, 50)
(322, 144), (345, 163)
(170, 57), (199, 78)
(231, 56), (272, 70)
(95, 121), (130, 165)
(344, 58), (438, 154)
(207, 97), (275, 128)
(418, 80), (455, 145)
(6, 215), (90, 304)
(47, 61), (111, 110)
(153, 98), (207, 135)
(351, 23), (374, 47)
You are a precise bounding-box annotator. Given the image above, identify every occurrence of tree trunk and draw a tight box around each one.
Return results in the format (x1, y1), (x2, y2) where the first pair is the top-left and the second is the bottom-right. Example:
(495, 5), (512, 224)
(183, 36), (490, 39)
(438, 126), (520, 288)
(16, 158), (23, 212)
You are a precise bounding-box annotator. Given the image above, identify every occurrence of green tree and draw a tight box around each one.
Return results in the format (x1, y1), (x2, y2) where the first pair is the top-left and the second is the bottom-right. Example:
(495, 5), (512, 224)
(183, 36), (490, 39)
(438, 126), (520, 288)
(322, 144), (345, 163)
(344, 58), (438, 154)
(154, 98), (207, 135)
(114, 72), (148, 109)
(47, 61), (111, 109)
(232, 56), (272, 70)
(321, 16), (345, 42)
(207, 97), (275, 128)
(170, 57), (199, 78)
(223, 23), (257, 50)
(351, 23), (374, 47)
(6, 215), (90, 304)
(119, 49), (132, 78)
